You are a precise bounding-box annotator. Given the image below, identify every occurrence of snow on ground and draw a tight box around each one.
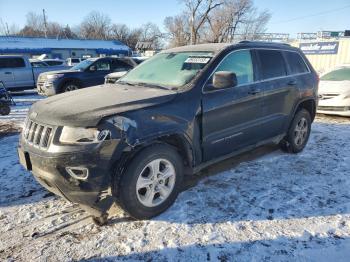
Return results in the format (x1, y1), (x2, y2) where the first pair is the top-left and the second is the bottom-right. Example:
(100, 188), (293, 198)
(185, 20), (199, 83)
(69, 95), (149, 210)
(1, 115), (350, 261)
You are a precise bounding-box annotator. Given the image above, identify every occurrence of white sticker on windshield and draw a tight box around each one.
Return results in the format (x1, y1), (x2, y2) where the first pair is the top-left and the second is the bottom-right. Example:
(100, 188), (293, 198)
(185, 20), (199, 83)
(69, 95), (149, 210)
(185, 57), (211, 64)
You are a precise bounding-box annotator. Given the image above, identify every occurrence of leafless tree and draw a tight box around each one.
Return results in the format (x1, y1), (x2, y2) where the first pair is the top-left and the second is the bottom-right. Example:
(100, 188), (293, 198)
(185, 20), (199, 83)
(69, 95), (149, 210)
(0, 19), (19, 35)
(165, 0), (271, 46)
(79, 11), (112, 40)
(164, 14), (191, 47)
(238, 9), (271, 40)
(110, 24), (130, 43)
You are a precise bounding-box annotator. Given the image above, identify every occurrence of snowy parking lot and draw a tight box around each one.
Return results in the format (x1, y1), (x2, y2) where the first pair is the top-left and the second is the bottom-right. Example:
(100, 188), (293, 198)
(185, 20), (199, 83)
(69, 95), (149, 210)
(1, 92), (350, 261)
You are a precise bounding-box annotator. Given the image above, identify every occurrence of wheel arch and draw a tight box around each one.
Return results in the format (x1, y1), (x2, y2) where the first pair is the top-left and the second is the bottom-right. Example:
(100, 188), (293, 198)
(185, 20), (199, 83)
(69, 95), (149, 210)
(293, 98), (316, 122)
(58, 78), (82, 92)
(110, 132), (195, 198)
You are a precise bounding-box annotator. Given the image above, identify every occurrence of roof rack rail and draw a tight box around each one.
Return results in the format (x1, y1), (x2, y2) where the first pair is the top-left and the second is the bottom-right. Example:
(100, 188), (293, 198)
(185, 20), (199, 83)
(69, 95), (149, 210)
(238, 40), (291, 46)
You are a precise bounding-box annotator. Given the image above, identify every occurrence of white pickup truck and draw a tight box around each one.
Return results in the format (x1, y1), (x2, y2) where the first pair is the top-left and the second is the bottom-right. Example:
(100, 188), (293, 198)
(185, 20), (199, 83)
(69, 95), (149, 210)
(0, 55), (70, 91)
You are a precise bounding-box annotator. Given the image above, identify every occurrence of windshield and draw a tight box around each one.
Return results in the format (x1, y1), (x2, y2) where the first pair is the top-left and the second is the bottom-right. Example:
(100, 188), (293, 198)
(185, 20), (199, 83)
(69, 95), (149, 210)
(71, 59), (94, 71)
(321, 68), (350, 81)
(120, 52), (213, 88)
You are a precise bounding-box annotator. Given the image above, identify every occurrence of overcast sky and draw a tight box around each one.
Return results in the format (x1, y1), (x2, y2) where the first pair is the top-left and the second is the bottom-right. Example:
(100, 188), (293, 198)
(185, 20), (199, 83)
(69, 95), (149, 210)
(0, 0), (349, 37)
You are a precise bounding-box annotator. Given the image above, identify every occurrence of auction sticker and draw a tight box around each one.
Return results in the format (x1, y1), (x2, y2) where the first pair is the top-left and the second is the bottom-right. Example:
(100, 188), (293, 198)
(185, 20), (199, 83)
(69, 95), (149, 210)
(185, 56), (211, 64)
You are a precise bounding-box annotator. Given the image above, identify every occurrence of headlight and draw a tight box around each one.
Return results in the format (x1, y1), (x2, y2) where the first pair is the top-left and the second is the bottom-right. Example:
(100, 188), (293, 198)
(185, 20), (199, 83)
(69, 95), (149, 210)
(59, 126), (110, 144)
(47, 74), (64, 81)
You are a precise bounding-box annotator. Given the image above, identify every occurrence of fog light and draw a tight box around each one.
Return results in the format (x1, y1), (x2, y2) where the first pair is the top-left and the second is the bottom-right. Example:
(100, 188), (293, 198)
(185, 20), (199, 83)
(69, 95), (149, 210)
(66, 167), (89, 180)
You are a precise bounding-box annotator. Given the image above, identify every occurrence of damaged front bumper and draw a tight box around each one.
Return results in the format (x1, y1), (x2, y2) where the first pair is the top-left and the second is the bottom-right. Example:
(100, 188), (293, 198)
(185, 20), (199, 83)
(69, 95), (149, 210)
(18, 134), (123, 216)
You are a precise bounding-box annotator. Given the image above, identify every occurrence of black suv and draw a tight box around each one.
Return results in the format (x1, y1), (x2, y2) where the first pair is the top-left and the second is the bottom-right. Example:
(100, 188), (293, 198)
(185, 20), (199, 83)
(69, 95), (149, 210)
(18, 42), (318, 222)
(36, 57), (138, 96)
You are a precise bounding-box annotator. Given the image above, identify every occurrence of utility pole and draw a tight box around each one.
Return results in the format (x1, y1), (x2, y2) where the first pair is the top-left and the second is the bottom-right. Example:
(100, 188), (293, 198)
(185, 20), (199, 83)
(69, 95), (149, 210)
(43, 9), (48, 38)
(5, 23), (10, 36)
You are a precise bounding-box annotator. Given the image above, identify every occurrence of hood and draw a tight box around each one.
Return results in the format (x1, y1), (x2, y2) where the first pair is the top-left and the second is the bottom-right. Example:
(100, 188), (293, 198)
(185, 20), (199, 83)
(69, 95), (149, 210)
(319, 80), (350, 94)
(29, 84), (177, 127)
(42, 69), (79, 75)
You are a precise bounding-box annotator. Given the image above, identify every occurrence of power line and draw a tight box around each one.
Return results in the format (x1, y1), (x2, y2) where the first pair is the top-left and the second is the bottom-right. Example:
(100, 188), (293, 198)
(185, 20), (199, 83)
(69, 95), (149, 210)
(271, 4), (350, 24)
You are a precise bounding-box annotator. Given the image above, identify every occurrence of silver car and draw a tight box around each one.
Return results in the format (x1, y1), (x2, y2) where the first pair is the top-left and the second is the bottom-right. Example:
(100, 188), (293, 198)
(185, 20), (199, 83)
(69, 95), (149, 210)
(317, 66), (350, 117)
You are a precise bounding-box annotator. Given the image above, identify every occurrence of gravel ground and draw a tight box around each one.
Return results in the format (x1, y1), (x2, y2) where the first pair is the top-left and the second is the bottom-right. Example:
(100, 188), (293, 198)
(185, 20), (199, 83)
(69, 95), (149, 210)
(0, 114), (350, 261)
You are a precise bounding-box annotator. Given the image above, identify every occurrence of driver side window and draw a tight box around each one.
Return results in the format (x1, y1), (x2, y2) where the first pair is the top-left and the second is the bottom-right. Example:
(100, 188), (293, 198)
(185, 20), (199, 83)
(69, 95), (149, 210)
(213, 50), (254, 86)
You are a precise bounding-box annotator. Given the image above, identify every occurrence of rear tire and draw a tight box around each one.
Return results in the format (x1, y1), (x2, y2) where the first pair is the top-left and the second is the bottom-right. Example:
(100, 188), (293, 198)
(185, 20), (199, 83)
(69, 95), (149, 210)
(280, 109), (311, 153)
(116, 144), (184, 220)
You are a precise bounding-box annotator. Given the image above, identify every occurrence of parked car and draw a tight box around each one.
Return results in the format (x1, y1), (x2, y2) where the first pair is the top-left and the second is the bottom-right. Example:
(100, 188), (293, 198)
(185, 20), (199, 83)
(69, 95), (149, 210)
(18, 42), (318, 223)
(41, 59), (67, 66)
(104, 57), (144, 84)
(317, 65), (350, 116)
(37, 57), (138, 96)
(66, 58), (81, 66)
(29, 59), (50, 68)
(0, 55), (70, 91)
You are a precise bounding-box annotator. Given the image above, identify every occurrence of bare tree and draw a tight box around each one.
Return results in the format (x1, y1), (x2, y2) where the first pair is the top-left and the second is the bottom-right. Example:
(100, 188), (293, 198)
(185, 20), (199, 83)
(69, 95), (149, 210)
(79, 11), (112, 39)
(164, 14), (191, 47)
(0, 19), (19, 35)
(165, 0), (271, 46)
(110, 24), (130, 43)
(238, 9), (271, 40)
(182, 0), (223, 44)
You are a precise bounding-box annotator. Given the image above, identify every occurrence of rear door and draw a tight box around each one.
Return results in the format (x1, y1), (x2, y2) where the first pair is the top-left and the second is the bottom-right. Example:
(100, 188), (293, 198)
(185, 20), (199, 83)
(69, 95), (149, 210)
(0, 58), (15, 88)
(202, 49), (266, 161)
(11, 57), (34, 88)
(255, 49), (297, 139)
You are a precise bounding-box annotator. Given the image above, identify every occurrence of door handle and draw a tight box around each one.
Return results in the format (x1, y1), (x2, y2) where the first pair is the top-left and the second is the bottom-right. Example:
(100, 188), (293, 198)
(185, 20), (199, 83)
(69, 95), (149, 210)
(288, 80), (297, 86)
(248, 89), (261, 95)
(4, 72), (12, 75)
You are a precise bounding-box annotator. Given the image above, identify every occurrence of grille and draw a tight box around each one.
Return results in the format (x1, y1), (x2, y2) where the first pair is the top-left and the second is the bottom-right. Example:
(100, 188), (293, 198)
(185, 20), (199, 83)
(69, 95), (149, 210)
(23, 120), (53, 149)
(319, 93), (339, 100)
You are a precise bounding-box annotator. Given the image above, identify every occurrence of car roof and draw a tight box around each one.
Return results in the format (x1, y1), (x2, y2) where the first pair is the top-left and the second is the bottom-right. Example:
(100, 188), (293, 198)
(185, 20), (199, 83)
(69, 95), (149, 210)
(162, 41), (298, 55)
(162, 43), (230, 54)
(0, 55), (26, 58)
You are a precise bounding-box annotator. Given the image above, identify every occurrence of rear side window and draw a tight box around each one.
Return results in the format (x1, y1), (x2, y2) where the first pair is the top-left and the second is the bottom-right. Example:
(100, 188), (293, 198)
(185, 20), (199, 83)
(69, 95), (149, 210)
(320, 68), (350, 81)
(111, 59), (133, 71)
(0, 58), (25, 68)
(257, 50), (287, 80)
(284, 52), (309, 74)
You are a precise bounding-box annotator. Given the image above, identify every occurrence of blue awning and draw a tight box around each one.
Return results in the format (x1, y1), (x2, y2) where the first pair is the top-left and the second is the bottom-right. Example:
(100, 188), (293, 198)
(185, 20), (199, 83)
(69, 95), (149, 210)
(95, 48), (130, 55)
(0, 48), (52, 54)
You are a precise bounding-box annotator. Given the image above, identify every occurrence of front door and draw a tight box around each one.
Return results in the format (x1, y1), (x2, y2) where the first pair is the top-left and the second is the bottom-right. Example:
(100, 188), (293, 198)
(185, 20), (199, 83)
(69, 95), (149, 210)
(84, 59), (112, 86)
(202, 49), (265, 161)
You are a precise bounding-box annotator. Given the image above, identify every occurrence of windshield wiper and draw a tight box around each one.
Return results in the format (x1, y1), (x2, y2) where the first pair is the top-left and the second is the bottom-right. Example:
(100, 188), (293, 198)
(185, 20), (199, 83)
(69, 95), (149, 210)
(132, 82), (170, 90)
(118, 81), (137, 86)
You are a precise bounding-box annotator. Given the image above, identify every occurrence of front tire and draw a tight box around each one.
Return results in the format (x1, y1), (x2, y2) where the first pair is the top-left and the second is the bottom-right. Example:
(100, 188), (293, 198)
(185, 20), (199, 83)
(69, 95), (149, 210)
(116, 144), (184, 220)
(0, 104), (10, 115)
(280, 109), (311, 153)
(62, 81), (80, 93)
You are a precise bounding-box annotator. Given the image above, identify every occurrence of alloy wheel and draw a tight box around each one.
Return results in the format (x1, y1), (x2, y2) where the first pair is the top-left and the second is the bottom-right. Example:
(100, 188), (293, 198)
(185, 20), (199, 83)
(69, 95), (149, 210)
(294, 117), (308, 146)
(136, 158), (176, 207)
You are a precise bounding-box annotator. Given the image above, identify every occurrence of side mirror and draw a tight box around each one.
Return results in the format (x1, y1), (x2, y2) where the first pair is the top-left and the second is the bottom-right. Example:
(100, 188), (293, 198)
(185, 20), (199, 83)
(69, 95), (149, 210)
(212, 71), (237, 89)
(89, 65), (96, 72)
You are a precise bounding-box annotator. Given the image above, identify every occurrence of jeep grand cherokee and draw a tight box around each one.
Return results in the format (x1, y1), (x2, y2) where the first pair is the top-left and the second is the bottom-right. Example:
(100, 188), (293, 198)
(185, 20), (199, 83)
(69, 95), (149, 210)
(18, 41), (318, 223)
